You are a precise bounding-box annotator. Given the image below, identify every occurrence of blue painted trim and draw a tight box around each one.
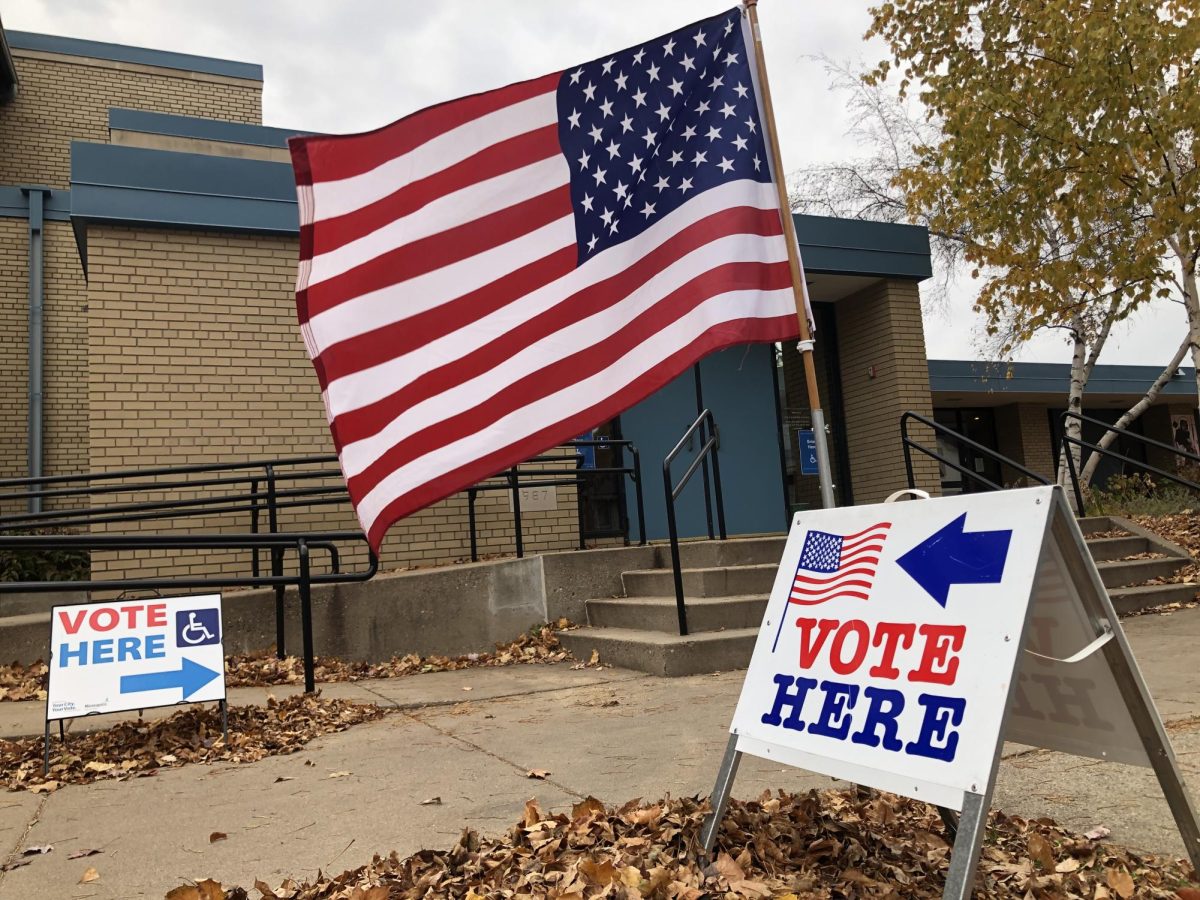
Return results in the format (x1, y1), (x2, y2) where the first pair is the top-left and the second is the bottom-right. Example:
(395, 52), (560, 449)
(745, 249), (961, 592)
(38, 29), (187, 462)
(929, 359), (1200, 398)
(794, 214), (933, 280)
(108, 108), (310, 148)
(0, 185), (71, 221)
(70, 143), (297, 266)
(5, 30), (261, 81)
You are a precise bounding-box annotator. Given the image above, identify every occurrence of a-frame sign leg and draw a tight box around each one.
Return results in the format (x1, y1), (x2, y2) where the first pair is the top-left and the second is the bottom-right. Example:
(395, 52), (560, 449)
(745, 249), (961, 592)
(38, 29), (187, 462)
(1051, 498), (1200, 873)
(943, 791), (991, 900)
(700, 733), (743, 858)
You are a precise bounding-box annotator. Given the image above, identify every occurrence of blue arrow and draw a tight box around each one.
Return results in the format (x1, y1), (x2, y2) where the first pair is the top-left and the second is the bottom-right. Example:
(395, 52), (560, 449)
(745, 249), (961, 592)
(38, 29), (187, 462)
(119, 658), (220, 700)
(896, 513), (1012, 607)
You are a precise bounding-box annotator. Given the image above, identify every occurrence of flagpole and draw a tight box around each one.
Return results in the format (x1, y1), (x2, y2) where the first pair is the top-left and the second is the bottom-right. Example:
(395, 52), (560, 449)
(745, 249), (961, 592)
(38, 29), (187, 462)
(744, 0), (837, 510)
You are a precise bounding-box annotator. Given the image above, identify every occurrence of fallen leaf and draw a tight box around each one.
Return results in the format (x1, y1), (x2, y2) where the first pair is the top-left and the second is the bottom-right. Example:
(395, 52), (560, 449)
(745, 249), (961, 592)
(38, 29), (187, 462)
(1085, 825), (1112, 840)
(28, 781), (58, 794)
(1177, 889), (1200, 900)
(166, 889), (201, 900)
(1055, 857), (1081, 873)
(526, 768), (550, 779)
(79, 866), (100, 884)
(21, 844), (53, 856)
(714, 851), (745, 882)
(273, 776), (295, 784)
(209, 832), (228, 843)
(1107, 866), (1135, 899)
(0, 860), (29, 872)
(1027, 832), (1055, 870)
(419, 796), (442, 806)
(571, 796), (606, 821)
(67, 849), (101, 860)
(461, 686), (473, 691)
(83, 761), (114, 773)
(579, 858), (617, 885)
(328, 771), (352, 779)
(196, 879), (225, 900)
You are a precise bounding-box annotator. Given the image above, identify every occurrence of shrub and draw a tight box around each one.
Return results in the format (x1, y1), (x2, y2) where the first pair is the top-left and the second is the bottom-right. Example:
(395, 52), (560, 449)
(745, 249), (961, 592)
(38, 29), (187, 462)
(1086, 471), (1200, 517)
(0, 529), (90, 583)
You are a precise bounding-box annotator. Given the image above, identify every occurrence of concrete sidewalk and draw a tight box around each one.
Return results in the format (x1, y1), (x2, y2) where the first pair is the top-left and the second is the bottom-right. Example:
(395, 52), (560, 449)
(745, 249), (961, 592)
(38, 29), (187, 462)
(0, 608), (1198, 899)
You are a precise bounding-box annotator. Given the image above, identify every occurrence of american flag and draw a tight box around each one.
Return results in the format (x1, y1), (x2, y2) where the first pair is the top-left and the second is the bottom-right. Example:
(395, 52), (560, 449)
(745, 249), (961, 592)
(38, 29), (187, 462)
(289, 8), (800, 550)
(789, 523), (892, 605)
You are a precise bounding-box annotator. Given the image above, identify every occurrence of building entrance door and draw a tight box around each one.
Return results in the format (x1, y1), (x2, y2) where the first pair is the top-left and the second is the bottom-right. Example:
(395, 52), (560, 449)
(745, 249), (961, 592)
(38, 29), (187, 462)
(576, 419), (630, 542)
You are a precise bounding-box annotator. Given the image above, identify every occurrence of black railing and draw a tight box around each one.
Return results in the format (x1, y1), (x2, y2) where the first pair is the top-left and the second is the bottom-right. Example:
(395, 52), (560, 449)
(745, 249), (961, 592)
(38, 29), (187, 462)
(901, 411), (1051, 493)
(663, 409), (726, 636)
(1060, 411), (1200, 513)
(466, 440), (646, 562)
(0, 455), (377, 693)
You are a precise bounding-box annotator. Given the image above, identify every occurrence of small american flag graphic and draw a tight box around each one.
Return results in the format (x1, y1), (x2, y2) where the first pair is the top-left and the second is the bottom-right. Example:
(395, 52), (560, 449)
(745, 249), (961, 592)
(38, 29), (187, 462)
(789, 522), (892, 605)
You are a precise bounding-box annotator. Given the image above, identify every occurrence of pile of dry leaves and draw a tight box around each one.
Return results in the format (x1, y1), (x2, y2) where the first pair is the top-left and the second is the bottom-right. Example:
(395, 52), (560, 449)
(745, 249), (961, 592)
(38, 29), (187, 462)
(166, 789), (1197, 900)
(0, 621), (583, 702)
(223, 620), (580, 688)
(0, 693), (383, 793)
(0, 659), (46, 702)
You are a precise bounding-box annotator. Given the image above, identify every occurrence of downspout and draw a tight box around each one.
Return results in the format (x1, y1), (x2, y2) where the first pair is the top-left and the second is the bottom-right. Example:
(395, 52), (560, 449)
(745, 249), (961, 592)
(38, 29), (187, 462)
(22, 187), (49, 514)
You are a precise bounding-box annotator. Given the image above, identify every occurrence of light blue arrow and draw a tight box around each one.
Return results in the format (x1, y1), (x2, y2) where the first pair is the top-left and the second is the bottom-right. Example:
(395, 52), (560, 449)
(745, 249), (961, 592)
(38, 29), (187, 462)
(119, 658), (220, 700)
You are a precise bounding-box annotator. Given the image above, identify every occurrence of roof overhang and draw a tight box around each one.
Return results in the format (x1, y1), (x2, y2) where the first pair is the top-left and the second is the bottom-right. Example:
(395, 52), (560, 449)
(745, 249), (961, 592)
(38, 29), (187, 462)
(929, 359), (1199, 407)
(0, 17), (18, 104)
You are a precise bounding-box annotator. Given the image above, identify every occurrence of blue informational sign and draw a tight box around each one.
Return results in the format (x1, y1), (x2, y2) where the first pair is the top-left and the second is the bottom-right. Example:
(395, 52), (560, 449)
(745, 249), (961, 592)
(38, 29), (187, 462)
(798, 429), (819, 476)
(575, 433), (596, 469)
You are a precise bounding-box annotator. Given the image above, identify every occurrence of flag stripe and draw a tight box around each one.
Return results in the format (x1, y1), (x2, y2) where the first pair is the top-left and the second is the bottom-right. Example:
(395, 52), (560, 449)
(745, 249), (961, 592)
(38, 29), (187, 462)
(308, 180), (781, 358)
(791, 566), (880, 586)
(299, 186), (573, 322)
(323, 206), (786, 428)
(358, 308), (797, 546)
(307, 154), (569, 289)
(303, 215), (576, 344)
(307, 124), (563, 259)
(313, 247), (578, 395)
(344, 262), (793, 489)
(353, 293), (796, 523)
(300, 75), (560, 194)
(791, 591), (871, 605)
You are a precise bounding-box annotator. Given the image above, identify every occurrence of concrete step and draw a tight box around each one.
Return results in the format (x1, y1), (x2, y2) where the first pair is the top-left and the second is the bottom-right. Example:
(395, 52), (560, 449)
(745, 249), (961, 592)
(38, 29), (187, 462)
(666, 537), (785, 570)
(559, 626), (758, 677)
(1096, 556), (1189, 589)
(585, 594), (768, 633)
(1109, 582), (1199, 615)
(1084, 535), (1149, 562)
(1077, 516), (1119, 536)
(621, 563), (777, 598)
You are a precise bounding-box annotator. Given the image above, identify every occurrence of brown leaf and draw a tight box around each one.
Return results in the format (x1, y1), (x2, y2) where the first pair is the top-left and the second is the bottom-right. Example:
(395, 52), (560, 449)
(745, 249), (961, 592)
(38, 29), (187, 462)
(79, 866), (100, 884)
(1027, 832), (1055, 870)
(166, 887), (201, 900)
(21, 844), (53, 856)
(1177, 889), (1200, 900)
(209, 831), (228, 843)
(419, 796), (442, 806)
(328, 771), (352, 779)
(27, 781), (58, 794)
(1107, 866), (1135, 899)
(714, 851), (746, 882)
(525, 768), (550, 779)
(0, 860), (29, 872)
(273, 776), (295, 784)
(195, 879), (225, 900)
(68, 848), (101, 859)
(1055, 857), (1081, 873)
(571, 796), (606, 821)
(579, 858), (618, 885)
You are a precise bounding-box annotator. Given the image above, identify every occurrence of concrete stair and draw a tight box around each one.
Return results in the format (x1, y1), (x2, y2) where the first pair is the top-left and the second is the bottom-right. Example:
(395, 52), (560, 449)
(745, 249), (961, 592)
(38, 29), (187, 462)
(560, 516), (1199, 678)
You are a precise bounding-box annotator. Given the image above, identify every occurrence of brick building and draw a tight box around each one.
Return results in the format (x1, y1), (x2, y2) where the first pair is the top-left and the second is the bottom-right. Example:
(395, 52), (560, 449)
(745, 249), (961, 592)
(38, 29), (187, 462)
(0, 24), (951, 581)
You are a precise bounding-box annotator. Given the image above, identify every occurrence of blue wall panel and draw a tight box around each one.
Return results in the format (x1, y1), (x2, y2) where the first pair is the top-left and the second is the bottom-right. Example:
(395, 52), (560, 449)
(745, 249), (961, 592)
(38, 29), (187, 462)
(620, 344), (785, 541)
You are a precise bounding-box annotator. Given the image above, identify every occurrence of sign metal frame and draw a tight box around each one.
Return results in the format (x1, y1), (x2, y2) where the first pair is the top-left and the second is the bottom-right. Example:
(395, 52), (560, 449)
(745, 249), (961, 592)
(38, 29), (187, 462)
(699, 488), (1200, 898)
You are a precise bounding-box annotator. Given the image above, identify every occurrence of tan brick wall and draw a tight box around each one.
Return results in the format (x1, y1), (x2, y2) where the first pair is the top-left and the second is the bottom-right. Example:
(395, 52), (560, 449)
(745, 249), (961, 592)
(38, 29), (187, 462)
(0, 52), (262, 188)
(835, 279), (940, 502)
(84, 226), (580, 582)
(1013, 403), (1055, 483)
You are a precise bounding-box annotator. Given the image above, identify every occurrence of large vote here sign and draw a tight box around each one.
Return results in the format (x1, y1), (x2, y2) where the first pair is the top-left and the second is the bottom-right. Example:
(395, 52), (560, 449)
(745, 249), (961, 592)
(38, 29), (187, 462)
(47, 594), (225, 720)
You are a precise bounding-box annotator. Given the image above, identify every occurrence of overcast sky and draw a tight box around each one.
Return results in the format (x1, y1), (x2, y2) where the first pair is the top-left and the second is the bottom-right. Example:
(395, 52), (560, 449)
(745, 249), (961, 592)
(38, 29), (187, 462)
(3, 0), (1185, 369)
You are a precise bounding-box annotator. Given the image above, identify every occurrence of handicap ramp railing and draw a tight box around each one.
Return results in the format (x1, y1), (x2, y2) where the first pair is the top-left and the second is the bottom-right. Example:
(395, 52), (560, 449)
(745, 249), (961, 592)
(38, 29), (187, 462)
(900, 411), (1051, 493)
(0, 454), (376, 693)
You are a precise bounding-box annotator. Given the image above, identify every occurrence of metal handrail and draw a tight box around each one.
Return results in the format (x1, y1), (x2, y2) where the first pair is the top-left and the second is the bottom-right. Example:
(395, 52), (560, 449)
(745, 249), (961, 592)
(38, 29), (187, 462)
(663, 409), (726, 636)
(465, 440), (646, 562)
(900, 411), (1050, 492)
(0, 530), (377, 693)
(1059, 411), (1200, 513)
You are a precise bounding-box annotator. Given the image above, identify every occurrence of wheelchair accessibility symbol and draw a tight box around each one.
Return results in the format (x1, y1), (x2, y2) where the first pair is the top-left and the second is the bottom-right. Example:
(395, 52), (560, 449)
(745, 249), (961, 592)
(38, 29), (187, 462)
(176, 608), (221, 647)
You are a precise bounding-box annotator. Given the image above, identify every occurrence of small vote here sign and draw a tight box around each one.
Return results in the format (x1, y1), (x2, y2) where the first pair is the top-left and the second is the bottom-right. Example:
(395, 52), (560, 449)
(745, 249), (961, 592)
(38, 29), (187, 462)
(47, 594), (225, 720)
